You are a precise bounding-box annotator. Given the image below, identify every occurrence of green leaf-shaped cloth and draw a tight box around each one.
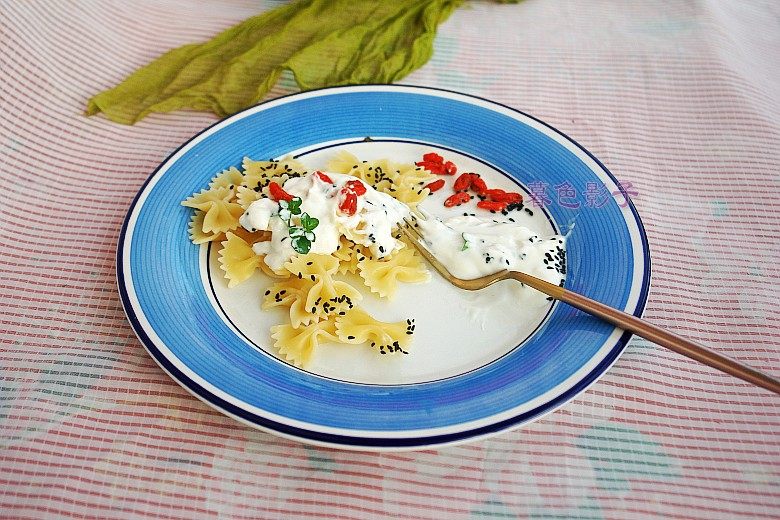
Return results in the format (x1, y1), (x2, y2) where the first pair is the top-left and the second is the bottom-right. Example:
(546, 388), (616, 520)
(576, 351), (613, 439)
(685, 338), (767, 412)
(86, 0), (463, 124)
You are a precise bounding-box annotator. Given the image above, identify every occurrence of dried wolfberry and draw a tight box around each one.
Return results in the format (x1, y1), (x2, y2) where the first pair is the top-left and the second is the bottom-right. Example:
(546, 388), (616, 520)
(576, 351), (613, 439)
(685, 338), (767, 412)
(422, 152), (444, 163)
(425, 179), (445, 193)
(443, 161), (457, 176)
(501, 191), (523, 203)
(315, 171), (333, 183)
(483, 188), (507, 201)
(477, 200), (508, 212)
(415, 160), (445, 175)
(470, 175), (488, 195)
(444, 191), (471, 207)
(338, 191), (358, 216)
(484, 189), (523, 203)
(343, 179), (367, 195)
(268, 181), (293, 202)
(453, 173), (474, 192)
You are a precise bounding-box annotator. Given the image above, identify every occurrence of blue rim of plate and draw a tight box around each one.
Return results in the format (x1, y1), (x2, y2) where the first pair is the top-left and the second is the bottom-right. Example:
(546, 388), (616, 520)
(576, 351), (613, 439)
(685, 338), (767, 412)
(117, 85), (651, 450)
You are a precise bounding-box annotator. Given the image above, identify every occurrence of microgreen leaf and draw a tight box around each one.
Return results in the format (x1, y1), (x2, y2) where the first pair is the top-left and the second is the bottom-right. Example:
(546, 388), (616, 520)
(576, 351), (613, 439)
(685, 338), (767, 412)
(300, 213), (319, 232)
(287, 197), (302, 215)
(461, 232), (470, 251)
(288, 226), (305, 238)
(291, 235), (312, 254)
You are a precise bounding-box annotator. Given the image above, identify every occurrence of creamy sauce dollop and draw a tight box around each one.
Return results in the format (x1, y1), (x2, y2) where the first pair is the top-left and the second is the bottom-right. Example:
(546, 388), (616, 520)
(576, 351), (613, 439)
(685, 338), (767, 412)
(239, 172), (409, 271)
(416, 214), (566, 297)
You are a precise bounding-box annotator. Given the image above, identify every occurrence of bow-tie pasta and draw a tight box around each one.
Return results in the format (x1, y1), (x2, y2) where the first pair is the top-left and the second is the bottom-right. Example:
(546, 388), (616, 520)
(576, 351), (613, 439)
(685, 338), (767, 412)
(182, 154), (435, 367)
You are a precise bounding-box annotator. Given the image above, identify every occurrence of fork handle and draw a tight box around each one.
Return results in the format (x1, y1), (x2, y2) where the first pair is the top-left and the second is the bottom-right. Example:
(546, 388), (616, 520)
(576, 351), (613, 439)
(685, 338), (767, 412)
(510, 271), (780, 395)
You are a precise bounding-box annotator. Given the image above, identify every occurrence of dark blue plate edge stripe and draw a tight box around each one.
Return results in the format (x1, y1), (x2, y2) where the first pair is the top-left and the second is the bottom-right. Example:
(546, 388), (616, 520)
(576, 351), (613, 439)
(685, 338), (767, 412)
(115, 84), (652, 448)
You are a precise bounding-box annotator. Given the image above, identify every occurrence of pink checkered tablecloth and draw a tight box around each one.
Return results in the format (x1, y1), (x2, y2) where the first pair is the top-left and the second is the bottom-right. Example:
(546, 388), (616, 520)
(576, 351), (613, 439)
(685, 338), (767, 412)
(1, 1), (778, 518)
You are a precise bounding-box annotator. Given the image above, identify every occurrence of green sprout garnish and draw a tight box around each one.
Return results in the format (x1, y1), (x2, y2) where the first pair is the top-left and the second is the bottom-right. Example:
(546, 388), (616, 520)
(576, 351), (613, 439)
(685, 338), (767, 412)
(461, 232), (470, 251)
(279, 197), (318, 254)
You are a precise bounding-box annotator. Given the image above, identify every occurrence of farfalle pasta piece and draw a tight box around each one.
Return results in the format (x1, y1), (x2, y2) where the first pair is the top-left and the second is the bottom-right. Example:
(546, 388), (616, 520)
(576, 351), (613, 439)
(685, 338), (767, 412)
(333, 237), (361, 275)
(258, 261), (290, 279)
(271, 318), (339, 367)
(262, 277), (314, 327)
(230, 226), (270, 245)
(181, 186), (232, 209)
(327, 150), (360, 175)
(188, 210), (224, 244)
(201, 200), (244, 234)
(236, 185), (262, 209)
(359, 247), (430, 299)
(218, 232), (261, 288)
(181, 186), (243, 234)
(284, 254), (362, 325)
(209, 166), (243, 190)
(335, 308), (414, 355)
(241, 157), (279, 191)
(263, 277), (311, 309)
(389, 163), (434, 208)
(329, 154), (392, 193)
(284, 253), (339, 278)
(241, 156), (307, 191)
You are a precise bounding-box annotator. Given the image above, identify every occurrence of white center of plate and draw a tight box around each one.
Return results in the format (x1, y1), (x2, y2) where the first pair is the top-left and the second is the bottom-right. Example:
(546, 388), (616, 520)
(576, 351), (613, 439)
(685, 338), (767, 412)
(204, 141), (560, 385)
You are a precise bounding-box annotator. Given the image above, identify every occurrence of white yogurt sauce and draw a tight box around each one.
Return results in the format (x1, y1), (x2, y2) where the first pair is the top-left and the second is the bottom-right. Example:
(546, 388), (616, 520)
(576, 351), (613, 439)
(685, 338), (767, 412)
(416, 214), (566, 303)
(239, 172), (409, 271)
(239, 170), (566, 305)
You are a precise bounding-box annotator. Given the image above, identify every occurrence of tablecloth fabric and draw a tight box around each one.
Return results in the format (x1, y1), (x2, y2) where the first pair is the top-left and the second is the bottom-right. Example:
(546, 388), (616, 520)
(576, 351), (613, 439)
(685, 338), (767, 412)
(1, 1), (778, 518)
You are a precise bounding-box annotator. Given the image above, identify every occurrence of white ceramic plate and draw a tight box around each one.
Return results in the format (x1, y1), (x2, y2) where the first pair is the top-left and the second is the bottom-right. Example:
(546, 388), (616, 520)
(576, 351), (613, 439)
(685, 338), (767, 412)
(118, 85), (650, 450)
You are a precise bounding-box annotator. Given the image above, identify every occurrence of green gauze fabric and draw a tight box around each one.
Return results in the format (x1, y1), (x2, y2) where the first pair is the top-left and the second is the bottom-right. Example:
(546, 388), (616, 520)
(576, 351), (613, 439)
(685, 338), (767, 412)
(86, 0), (464, 125)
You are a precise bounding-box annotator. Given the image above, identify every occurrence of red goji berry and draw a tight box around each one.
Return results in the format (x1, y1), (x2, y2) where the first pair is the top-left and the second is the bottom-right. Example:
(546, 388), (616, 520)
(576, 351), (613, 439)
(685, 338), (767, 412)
(484, 189), (523, 203)
(443, 191), (471, 207)
(338, 191), (358, 216)
(343, 179), (367, 195)
(477, 200), (508, 212)
(422, 152), (444, 163)
(470, 176), (488, 195)
(268, 181), (293, 202)
(453, 173), (474, 192)
(502, 191), (523, 203)
(415, 160), (445, 175)
(483, 188), (507, 201)
(443, 161), (457, 176)
(315, 171), (333, 183)
(425, 179), (445, 193)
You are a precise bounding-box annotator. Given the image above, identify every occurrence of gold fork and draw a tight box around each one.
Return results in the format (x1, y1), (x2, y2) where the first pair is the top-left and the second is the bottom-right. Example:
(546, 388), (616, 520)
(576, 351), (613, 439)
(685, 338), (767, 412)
(399, 218), (780, 395)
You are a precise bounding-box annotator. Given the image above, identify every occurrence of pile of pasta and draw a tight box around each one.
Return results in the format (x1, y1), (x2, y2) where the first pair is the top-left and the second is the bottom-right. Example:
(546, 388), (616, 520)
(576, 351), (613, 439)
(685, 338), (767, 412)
(181, 151), (435, 366)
